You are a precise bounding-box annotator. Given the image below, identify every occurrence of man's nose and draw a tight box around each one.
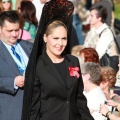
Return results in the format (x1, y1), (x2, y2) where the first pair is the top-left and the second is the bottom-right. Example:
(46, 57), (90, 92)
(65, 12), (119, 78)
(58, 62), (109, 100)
(12, 31), (17, 37)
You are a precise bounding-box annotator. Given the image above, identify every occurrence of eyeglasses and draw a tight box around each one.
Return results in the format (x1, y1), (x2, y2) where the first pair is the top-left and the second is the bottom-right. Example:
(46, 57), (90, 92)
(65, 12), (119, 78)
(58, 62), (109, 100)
(2, 0), (11, 3)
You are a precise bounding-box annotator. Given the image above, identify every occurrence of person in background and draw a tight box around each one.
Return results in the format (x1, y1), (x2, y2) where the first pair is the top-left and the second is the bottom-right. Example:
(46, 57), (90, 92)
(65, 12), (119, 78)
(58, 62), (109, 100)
(71, 45), (85, 56)
(81, 62), (111, 120)
(84, 5), (118, 71)
(21, 0), (94, 120)
(100, 66), (116, 100)
(72, 47), (99, 66)
(92, 0), (115, 35)
(0, 0), (12, 12)
(69, 0), (84, 45)
(79, 47), (99, 64)
(29, 0), (50, 22)
(0, 11), (33, 120)
(92, 0), (113, 27)
(17, 12), (32, 41)
(100, 100), (120, 120)
(20, 0), (38, 40)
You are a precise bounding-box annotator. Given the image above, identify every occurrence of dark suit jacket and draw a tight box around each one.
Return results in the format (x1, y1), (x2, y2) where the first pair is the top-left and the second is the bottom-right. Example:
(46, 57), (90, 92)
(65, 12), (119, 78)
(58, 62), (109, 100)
(0, 40), (33, 120)
(30, 51), (94, 120)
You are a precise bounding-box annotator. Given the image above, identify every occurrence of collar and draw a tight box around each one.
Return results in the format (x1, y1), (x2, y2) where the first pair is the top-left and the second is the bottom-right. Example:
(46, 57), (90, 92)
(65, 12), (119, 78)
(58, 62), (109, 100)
(42, 50), (71, 65)
(95, 23), (109, 34)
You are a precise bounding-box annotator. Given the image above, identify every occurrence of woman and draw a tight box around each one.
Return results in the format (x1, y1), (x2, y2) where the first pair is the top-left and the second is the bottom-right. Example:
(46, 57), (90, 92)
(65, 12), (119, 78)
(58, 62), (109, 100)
(72, 47), (99, 66)
(0, 0), (12, 12)
(20, 1), (38, 40)
(100, 66), (116, 100)
(21, 0), (94, 120)
(22, 20), (94, 120)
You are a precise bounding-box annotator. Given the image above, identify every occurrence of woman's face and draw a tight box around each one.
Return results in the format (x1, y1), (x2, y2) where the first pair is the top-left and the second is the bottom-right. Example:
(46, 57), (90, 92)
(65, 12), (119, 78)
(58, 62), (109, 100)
(2, 0), (11, 11)
(44, 26), (67, 58)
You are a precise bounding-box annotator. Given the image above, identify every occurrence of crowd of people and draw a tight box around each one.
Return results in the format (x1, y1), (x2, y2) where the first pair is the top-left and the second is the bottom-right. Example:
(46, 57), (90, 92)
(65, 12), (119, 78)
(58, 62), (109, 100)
(0, 0), (120, 120)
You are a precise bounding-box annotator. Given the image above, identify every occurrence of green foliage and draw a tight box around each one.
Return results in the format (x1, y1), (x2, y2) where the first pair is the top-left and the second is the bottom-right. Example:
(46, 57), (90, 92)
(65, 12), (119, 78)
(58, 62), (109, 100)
(114, 0), (120, 20)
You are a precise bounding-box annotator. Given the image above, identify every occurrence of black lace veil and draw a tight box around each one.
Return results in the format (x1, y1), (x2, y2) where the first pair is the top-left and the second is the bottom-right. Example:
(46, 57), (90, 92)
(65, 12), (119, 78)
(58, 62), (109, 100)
(21, 0), (74, 120)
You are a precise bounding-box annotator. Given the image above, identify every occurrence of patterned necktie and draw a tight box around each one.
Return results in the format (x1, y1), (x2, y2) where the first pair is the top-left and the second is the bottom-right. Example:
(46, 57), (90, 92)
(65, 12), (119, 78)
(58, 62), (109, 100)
(11, 46), (24, 75)
(11, 46), (21, 63)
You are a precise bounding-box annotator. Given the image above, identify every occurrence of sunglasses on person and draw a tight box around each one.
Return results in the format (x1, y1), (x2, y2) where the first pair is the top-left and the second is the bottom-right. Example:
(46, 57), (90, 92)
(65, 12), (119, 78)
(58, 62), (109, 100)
(2, 0), (11, 3)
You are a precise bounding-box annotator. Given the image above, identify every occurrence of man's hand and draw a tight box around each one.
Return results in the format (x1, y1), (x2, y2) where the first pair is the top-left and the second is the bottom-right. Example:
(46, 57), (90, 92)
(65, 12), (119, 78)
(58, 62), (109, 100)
(15, 76), (25, 87)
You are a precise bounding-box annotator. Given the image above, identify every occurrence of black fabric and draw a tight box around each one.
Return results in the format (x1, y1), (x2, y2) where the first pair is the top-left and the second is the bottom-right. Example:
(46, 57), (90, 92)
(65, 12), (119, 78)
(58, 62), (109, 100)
(54, 59), (67, 83)
(100, 53), (119, 72)
(21, 0), (74, 120)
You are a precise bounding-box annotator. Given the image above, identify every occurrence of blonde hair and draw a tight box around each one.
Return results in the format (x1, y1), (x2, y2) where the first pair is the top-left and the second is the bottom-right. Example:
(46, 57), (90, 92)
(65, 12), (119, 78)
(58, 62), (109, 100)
(101, 66), (116, 88)
(45, 20), (67, 36)
(71, 45), (84, 57)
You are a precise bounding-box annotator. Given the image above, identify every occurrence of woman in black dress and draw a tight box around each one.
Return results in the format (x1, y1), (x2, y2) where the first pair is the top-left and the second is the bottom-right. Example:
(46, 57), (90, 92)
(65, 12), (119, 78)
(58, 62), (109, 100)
(21, 0), (94, 120)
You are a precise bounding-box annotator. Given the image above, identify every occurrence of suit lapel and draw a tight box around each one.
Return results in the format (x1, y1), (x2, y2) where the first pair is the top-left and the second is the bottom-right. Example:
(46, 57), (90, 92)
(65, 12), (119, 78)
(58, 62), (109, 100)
(18, 40), (32, 57)
(42, 52), (76, 89)
(42, 51), (68, 87)
(0, 41), (20, 75)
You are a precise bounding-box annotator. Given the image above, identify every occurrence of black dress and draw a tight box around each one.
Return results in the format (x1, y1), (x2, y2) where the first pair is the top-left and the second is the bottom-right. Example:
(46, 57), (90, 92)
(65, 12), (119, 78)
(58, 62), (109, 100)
(54, 59), (67, 84)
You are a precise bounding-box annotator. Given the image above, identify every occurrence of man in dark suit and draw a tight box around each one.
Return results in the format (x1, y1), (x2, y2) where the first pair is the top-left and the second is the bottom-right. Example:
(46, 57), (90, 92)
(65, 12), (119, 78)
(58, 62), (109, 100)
(0, 11), (33, 120)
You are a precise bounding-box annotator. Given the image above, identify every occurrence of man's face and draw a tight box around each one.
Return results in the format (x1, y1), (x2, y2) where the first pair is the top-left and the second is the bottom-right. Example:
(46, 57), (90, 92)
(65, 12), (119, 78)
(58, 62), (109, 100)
(0, 20), (20, 46)
(89, 9), (101, 26)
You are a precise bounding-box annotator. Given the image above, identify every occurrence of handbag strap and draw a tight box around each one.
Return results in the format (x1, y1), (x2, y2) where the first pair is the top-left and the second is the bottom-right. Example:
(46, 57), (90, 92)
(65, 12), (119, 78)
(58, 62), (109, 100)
(20, 29), (23, 39)
(109, 29), (120, 53)
(99, 27), (120, 53)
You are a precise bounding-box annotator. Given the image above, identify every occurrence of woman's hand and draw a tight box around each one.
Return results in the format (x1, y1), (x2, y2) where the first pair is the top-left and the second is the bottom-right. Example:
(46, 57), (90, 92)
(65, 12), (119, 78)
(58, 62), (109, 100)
(99, 104), (109, 116)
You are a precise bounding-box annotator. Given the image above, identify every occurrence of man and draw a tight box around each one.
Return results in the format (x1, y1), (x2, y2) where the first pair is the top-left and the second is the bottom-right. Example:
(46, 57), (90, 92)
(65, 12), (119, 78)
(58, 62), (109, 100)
(92, 0), (116, 36)
(0, 11), (33, 120)
(92, 0), (113, 27)
(84, 5), (118, 59)
(81, 62), (111, 120)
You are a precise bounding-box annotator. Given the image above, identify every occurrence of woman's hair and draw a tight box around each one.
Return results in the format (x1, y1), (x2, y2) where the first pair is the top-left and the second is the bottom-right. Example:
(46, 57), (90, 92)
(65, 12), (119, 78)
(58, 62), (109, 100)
(81, 62), (101, 85)
(45, 20), (67, 36)
(80, 47), (99, 63)
(71, 45), (85, 56)
(101, 66), (116, 88)
(0, 0), (12, 12)
(16, 11), (25, 29)
(20, 1), (38, 26)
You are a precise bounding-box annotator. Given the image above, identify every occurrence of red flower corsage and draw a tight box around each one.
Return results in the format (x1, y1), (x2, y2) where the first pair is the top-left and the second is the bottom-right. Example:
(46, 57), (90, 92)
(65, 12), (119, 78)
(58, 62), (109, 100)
(68, 67), (80, 78)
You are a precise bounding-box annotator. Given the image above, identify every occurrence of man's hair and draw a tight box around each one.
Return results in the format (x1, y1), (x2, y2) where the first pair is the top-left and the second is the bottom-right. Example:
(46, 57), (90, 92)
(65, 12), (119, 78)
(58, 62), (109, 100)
(81, 62), (101, 85)
(90, 5), (107, 23)
(0, 11), (20, 27)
